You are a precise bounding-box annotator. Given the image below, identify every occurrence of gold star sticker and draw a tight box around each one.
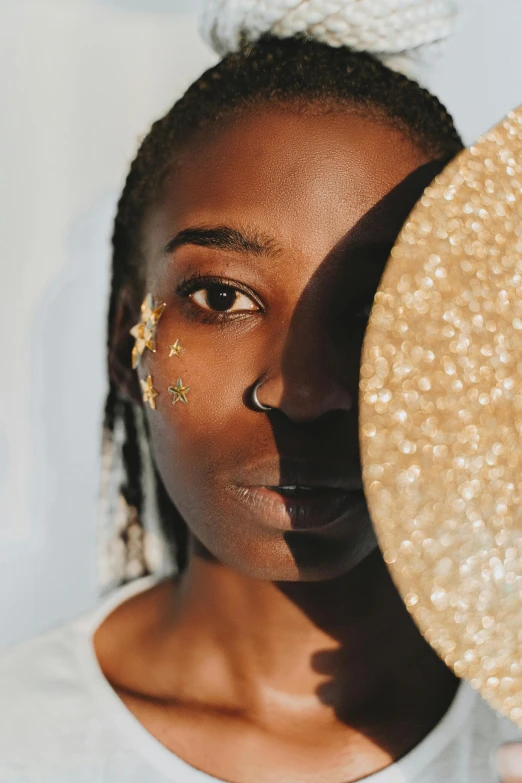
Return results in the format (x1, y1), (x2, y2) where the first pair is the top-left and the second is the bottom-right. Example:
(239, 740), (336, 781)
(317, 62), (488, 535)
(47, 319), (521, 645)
(140, 293), (165, 326)
(140, 375), (159, 410)
(129, 294), (166, 368)
(130, 323), (147, 369)
(168, 378), (190, 405)
(168, 339), (183, 358)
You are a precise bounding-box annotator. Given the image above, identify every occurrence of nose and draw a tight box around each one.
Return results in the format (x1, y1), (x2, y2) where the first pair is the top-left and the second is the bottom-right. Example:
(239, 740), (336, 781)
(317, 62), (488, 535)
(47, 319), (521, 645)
(255, 322), (354, 423)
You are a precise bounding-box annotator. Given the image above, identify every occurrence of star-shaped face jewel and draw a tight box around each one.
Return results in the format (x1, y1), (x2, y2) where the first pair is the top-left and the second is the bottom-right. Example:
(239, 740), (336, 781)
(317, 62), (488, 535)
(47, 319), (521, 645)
(130, 294), (166, 369)
(168, 339), (183, 358)
(140, 375), (159, 410)
(168, 378), (190, 405)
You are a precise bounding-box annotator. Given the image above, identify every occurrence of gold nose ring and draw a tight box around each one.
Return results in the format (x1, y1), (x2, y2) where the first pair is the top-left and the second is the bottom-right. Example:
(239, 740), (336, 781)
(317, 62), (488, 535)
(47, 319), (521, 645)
(251, 380), (272, 412)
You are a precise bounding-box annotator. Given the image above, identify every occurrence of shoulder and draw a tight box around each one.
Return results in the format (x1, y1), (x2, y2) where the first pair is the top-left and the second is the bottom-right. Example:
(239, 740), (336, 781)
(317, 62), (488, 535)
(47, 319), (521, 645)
(0, 617), (100, 779)
(0, 617), (84, 691)
(0, 618), (106, 768)
(435, 683), (522, 780)
(461, 684), (521, 741)
(467, 686), (522, 745)
(393, 681), (522, 782)
(0, 577), (162, 781)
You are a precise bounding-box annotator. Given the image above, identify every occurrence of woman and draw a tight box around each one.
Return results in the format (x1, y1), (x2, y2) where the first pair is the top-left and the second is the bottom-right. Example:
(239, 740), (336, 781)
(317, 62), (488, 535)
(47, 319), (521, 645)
(1, 3), (521, 781)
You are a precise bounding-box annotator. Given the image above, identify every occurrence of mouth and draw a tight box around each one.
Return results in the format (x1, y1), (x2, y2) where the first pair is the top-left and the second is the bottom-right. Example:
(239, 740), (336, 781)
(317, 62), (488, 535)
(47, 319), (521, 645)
(226, 457), (365, 532)
(226, 483), (366, 532)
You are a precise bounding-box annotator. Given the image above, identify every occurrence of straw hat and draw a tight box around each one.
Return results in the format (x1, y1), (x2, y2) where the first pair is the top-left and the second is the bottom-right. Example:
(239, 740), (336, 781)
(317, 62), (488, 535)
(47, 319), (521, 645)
(360, 105), (522, 726)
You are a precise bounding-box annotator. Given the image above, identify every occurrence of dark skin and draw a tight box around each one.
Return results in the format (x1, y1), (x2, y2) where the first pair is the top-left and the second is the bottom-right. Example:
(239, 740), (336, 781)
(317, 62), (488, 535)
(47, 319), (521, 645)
(98, 106), (459, 783)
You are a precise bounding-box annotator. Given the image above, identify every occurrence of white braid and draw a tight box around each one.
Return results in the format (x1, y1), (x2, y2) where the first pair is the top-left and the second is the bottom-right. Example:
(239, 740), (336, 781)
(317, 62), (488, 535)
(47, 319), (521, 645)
(200, 0), (458, 81)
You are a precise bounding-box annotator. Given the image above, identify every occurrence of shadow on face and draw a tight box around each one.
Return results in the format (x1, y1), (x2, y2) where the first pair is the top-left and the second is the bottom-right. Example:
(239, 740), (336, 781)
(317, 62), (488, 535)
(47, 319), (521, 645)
(130, 106), (448, 583)
(277, 158), (448, 579)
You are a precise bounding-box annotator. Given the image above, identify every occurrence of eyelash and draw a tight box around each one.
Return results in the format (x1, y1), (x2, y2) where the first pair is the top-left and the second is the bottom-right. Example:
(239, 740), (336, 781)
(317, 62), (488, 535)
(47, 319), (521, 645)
(176, 272), (263, 324)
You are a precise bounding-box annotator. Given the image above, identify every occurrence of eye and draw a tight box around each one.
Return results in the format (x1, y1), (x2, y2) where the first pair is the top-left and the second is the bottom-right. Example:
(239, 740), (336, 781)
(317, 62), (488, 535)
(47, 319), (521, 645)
(190, 283), (259, 314)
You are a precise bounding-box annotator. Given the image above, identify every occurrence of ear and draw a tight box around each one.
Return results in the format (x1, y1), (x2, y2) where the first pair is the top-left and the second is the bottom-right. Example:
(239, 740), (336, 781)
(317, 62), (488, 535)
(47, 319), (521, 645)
(108, 288), (143, 406)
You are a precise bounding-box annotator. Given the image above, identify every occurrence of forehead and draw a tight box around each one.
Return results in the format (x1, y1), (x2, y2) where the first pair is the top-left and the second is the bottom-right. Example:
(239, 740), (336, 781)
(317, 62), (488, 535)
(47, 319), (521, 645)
(147, 107), (431, 260)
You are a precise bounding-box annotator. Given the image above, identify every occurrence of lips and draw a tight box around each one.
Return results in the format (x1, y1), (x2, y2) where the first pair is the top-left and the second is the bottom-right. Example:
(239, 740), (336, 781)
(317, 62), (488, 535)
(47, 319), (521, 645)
(231, 457), (363, 493)
(226, 458), (365, 531)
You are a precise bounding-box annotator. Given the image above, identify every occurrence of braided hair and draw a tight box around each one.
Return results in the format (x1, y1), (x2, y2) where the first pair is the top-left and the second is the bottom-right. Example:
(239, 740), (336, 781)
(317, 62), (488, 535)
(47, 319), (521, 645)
(103, 34), (464, 583)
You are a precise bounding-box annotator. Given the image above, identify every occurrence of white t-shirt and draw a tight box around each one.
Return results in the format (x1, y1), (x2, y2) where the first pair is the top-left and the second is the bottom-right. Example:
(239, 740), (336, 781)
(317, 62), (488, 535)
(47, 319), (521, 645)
(0, 576), (520, 783)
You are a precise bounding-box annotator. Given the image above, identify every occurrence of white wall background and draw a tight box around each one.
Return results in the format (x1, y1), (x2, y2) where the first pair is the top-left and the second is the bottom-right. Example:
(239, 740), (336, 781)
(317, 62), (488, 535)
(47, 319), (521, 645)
(1, 0), (521, 646)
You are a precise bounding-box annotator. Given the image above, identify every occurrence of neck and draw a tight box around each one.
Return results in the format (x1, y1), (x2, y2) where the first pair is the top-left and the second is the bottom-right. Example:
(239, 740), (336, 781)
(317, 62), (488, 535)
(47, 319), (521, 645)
(164, 545), (456, 721)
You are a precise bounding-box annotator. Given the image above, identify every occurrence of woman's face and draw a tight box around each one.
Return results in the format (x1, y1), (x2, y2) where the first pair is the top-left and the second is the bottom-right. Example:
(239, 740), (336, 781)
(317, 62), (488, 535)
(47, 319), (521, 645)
(134, 106), (441, 581)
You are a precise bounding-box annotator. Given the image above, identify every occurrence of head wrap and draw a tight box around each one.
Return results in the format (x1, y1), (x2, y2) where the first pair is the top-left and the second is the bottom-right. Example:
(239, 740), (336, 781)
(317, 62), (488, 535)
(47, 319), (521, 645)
(200, 0), (459, 82)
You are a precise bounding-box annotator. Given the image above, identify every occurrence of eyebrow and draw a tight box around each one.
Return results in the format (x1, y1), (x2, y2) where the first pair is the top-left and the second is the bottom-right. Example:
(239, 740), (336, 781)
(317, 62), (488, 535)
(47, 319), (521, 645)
(164, 226), (280, 258)
(164, 226), (396, 266)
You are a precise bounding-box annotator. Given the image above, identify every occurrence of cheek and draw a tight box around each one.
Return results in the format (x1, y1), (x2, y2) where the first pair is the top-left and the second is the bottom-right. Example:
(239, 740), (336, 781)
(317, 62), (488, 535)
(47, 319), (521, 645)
(142, 323), (257, 520)
(140, 321), (304, 576)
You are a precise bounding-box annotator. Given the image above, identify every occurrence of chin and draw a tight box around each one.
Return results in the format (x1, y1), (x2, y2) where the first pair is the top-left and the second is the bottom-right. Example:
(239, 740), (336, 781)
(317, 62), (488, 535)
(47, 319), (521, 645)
(199, 524), (379, 583)
(280, 529), (379, 581)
